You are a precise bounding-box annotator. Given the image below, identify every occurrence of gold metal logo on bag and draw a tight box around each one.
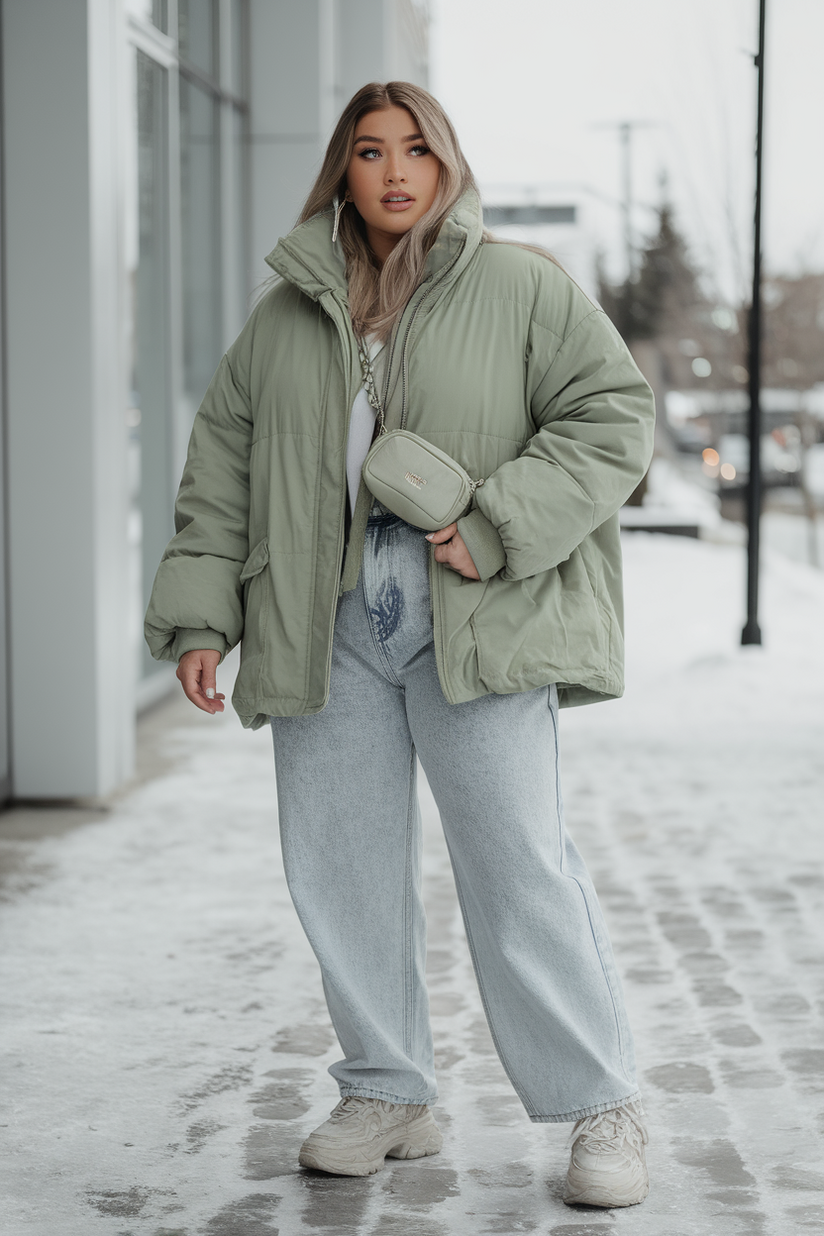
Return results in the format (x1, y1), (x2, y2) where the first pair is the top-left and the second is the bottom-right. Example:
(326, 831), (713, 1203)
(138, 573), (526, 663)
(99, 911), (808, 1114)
(404, 471), (427, 489)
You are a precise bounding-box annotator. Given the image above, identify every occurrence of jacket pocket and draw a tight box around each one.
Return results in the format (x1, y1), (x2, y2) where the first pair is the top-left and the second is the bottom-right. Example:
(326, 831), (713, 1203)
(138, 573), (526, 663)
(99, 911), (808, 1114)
(240, 537), (270, 583)
(470, 553), (608, 694)
(238, 537), (271, 688)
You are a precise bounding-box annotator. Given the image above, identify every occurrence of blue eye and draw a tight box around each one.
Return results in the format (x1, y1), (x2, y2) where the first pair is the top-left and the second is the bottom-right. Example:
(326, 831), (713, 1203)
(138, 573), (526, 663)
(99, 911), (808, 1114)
(410, 145), (430, 156)
(358, 147), (381, 160)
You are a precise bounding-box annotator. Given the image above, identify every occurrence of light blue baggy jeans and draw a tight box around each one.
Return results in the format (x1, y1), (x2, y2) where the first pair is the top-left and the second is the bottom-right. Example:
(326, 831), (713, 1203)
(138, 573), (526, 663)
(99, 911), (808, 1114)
(270, 503), (641, 1122)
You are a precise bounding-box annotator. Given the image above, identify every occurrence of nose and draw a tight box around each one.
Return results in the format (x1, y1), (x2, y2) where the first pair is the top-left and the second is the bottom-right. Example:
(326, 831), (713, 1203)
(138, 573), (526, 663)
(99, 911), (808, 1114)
(385, 155), (406, 184)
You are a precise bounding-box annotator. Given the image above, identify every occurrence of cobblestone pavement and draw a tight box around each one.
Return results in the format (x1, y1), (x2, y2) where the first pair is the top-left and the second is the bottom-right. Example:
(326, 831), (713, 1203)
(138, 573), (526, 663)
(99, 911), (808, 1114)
(1, 534), (823, 1235)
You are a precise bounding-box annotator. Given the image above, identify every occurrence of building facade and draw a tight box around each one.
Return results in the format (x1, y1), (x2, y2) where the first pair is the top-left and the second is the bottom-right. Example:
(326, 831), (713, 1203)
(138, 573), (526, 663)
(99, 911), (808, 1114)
(0, 0), (429, 802)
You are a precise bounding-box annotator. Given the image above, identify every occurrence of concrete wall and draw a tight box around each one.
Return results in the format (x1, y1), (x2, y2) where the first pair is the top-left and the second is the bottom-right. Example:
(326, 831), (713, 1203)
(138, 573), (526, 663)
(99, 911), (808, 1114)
(248, 0), (430, 284)
(0, 0), (429, 801)
(2, 0), (133, 798)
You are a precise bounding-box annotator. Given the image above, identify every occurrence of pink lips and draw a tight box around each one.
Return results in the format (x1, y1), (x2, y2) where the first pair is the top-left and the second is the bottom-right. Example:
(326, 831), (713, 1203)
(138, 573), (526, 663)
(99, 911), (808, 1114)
(381, 193), (415, 211)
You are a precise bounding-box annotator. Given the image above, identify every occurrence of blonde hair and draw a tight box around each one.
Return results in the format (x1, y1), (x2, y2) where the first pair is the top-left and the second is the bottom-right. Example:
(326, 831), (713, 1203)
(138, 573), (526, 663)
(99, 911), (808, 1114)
(295, 82), (563, 339)
(298, 81), (478, 339)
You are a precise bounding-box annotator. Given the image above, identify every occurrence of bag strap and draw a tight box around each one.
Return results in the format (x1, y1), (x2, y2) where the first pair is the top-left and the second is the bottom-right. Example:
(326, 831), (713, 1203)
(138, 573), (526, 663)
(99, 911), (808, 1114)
(357, 336), (485, 496)
(357, 339), (387, 437)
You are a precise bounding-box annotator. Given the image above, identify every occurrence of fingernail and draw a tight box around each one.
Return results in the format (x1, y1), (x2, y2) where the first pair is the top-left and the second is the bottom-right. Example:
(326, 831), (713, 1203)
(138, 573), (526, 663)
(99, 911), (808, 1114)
(425, 533), (434, 541)
(205, 688), (215, 699)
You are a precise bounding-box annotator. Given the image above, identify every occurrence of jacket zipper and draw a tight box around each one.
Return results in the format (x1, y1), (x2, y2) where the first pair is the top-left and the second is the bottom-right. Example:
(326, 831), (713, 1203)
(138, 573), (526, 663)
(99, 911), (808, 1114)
(319, 300), (364, 708)
(319, 242), (467, 708)
(398, 245), (465, 430)
(393, 243), (467, 705)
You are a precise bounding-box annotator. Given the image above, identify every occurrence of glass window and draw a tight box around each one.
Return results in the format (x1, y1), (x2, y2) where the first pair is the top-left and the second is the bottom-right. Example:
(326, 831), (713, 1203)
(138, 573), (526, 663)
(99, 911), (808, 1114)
(125, 0), (168, 33)
(178, 0), (218, 78)
(231, 106), (248, 324)
(230, 0), (245, 97)
(130, 51), (173, 683)
(125, 2), (249, 695)
(0, 144), (8, 798)
(180, 76), (222, 407)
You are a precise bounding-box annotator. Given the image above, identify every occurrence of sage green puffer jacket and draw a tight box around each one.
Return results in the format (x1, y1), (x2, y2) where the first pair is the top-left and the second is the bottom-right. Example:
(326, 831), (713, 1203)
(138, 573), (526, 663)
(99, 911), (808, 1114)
(145, 190), (654, 729)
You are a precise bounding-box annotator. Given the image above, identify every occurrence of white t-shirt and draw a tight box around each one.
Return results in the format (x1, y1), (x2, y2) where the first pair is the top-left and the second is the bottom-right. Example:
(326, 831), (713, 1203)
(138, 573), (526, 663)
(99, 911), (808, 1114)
(346, 335), (385, 516)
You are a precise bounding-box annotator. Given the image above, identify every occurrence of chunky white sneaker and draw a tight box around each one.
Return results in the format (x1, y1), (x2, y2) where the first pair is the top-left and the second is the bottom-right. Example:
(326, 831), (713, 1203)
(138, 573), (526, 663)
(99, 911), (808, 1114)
(563, 1099), (649, 1207)
(298, 1096), (443, 1176)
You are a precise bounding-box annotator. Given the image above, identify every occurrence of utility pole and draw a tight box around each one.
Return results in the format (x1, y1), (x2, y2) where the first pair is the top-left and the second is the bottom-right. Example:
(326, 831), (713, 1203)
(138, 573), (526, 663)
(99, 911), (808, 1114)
(596, 120), (655, 341)
(742, 0), (767, 646)
(596, 120), (655, 284)
(620, 122), (634, 283)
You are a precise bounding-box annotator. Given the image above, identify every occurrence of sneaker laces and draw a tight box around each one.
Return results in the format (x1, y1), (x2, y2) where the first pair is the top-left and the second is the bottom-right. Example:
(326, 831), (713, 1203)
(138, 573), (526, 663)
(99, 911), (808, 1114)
(570, 1103), (648, 1156)
(327, 1097), (410, 1124)
(328, 1097), (370, 1123)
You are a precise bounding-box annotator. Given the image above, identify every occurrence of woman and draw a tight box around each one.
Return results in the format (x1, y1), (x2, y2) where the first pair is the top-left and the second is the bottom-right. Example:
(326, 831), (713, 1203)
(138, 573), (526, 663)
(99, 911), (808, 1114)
(145, 81), (654, 1208)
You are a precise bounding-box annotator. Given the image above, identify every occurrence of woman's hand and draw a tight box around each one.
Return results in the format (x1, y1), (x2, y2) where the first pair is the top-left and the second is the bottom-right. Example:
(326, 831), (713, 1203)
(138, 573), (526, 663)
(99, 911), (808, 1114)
(426, 524), (480, 580)
(176, 649), (226, 714)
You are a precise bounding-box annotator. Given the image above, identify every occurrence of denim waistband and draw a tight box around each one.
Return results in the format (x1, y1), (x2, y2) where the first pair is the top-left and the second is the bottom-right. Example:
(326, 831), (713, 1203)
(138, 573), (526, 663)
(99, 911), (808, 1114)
(366, 498), (405, 528)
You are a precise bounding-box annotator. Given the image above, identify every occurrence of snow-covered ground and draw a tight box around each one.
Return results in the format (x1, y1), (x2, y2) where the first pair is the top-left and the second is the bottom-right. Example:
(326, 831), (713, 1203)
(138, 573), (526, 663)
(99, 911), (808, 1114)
(1, 531), (823, 1235)
(761, 508), (824, 570)
(623, 455), (824, 572)
(620, 456), (724, 535)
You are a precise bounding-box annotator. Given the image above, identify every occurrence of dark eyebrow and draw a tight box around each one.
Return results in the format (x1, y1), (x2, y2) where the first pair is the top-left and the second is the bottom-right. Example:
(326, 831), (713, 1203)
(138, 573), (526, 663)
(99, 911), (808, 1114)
(353, 133), (424, 144)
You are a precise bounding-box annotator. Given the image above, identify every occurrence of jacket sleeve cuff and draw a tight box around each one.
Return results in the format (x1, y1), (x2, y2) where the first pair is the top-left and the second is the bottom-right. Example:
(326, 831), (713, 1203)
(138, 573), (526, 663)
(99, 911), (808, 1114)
(457, 508), (507, 581)
(171, 627), (230, 663)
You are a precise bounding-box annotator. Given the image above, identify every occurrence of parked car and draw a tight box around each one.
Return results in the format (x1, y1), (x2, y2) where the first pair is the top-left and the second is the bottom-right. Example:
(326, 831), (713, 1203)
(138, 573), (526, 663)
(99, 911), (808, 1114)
(803, 443), (824, 501)
(714, 428), (802, 490)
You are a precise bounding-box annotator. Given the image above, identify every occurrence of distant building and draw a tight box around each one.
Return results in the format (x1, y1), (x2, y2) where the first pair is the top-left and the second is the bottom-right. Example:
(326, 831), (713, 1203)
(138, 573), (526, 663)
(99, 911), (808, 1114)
(483, 205), (577, 227)
(480, 188), (599, 299)
(0, 0), (429, 802)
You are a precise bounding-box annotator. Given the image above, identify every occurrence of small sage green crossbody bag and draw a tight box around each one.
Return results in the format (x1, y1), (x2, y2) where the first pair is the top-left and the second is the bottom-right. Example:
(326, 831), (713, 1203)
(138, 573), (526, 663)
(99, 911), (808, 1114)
(358, 339), (485, 531)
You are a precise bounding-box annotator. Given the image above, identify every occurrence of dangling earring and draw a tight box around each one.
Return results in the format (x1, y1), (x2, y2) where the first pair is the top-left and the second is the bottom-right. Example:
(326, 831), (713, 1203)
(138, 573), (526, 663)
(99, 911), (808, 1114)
(331, 194), (348, 244)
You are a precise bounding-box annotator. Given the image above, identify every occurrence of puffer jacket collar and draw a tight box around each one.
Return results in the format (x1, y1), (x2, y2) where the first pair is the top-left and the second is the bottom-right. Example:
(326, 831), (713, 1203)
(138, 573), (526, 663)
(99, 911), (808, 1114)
(264, 188), (486, 307)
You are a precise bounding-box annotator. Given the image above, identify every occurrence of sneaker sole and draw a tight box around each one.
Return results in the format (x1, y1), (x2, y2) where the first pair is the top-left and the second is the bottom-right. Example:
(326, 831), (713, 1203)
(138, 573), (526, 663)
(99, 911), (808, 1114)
(564, 1165), (650, 1208)
(298, 1111), (443, 1176)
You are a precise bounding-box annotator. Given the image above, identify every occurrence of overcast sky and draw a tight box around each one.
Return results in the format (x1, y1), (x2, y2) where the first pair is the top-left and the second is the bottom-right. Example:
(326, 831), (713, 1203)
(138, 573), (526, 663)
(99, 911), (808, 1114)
(430, 0), (824, 302)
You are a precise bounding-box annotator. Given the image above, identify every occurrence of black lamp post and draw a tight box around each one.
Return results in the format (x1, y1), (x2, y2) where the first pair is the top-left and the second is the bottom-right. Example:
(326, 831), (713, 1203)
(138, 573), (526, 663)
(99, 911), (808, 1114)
(742, 0), (767, 646)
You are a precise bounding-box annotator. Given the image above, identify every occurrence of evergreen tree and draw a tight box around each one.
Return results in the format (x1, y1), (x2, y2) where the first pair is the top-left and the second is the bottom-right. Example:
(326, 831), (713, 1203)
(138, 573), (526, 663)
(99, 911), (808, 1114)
(599, 204), (743, 391)
(629, 204), (704, 341)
